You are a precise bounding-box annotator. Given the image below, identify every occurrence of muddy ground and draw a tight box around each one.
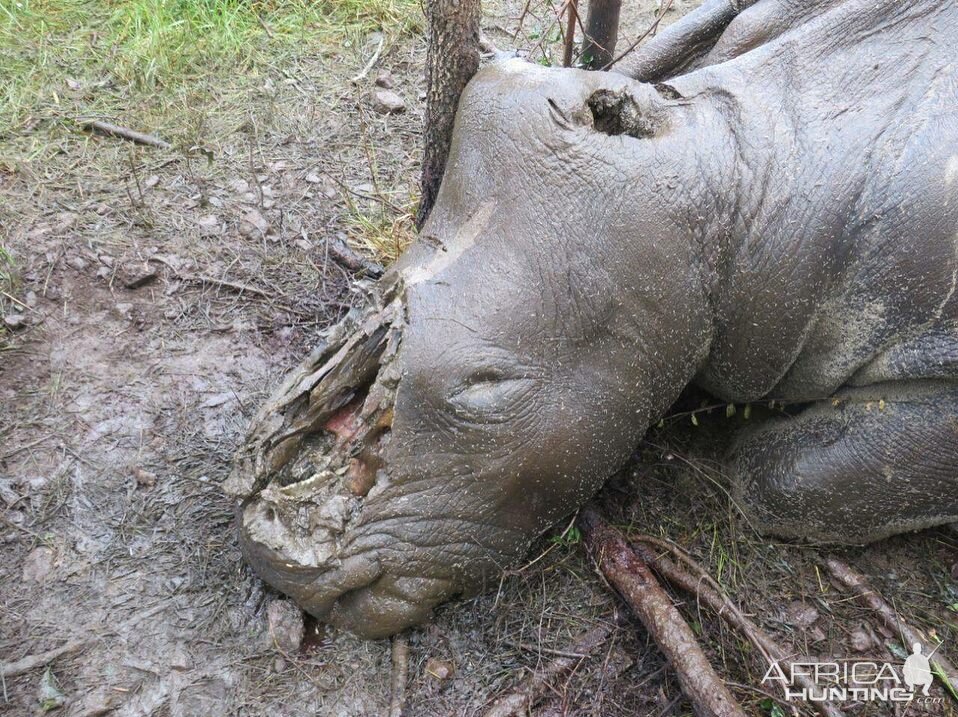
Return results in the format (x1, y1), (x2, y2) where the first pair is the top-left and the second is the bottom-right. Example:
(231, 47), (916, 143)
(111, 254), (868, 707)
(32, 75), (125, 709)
(1, 1), (957, 715)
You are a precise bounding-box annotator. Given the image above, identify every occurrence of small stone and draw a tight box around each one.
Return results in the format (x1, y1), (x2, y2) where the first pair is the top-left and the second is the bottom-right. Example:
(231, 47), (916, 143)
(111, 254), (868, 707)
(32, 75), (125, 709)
(120, 264), (158, 290)
(197, 215), (221, 237)
(4, 313), (25, 330)
(850, 627), (874, 652)
(25, 291), (37, 308)
(424, 657), (454, 681)
(304, 172), (321, 184)
(229, 178), (250, 194)
(133, 467), (157, 489)
(273, 656), (286, 673)
(144, 174), (160, 189)
(294, 238), (312, 252)
(267, 599), (304, 653)
(371, 89), (405, 115)
(374, 71), (394, 89)
(67, 256), (88, 271)
(169, 643), (193, 671)
(115, 303), (133, 320)
(786, 601), (819, 629)
(96, 267), (111, 280)
(22, 546), (55, 582)
(239, 209), (270, 239)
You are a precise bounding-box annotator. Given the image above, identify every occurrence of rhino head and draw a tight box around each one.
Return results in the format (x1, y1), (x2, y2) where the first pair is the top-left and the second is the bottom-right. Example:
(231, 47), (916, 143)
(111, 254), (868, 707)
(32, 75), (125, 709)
(226, 59), (723, 638)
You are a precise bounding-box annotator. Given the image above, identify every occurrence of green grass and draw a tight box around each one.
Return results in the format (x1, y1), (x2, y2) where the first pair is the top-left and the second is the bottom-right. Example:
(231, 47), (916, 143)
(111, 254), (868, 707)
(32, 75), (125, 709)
(0, 0), (421, 146)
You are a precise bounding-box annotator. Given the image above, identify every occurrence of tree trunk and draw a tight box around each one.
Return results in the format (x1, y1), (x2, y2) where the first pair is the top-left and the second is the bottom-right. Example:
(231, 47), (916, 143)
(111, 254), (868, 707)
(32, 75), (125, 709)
(416, 0), (481, 229)
(582, 0), (622, 69)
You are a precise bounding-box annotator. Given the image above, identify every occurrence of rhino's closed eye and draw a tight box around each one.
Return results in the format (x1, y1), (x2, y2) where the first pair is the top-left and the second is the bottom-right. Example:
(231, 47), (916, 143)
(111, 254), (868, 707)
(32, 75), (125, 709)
(449, 374), (534, 418)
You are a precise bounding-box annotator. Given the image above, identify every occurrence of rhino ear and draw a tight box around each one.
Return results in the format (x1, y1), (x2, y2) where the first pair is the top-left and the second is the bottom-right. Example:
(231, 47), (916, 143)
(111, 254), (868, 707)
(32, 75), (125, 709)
(586, 86), (672, 138)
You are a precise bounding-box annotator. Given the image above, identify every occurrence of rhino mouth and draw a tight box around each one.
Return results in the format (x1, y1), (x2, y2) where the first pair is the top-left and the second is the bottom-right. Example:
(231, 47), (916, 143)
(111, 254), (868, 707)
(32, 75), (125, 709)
(225, 282), (406, 595)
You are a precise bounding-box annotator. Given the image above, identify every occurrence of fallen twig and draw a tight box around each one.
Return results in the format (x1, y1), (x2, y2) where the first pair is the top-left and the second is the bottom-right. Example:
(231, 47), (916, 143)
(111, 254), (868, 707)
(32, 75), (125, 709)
(631, 537), (845, 717)
(579, 507), (747, 717)
(191, 275), (271, 298)
(81, 120), (171, 150)
(825, 557), (958, 694)
(1, 640), (85, 678)
(483, 624), (611, 717)
(326, 236), (384, 278)
(388, 633), (409, 717)
(351, 34), (385, 84)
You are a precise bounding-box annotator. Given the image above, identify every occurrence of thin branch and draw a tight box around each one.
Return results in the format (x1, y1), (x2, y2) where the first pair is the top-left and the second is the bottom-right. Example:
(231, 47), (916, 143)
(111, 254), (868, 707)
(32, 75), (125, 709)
(1, 641), (85, 678)
(631, 538), (845, 717)
(351, 34), (386, 84)
(80, 120), (171, 149)
(824, 557), (958, 695)
(483, 625), (611, 717)
(388, 633), (409, 717)
(579, 507), (747, 717)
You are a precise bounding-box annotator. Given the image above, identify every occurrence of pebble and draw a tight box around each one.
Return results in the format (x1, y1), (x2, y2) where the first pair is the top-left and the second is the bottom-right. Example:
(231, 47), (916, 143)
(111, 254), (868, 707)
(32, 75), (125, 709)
(374, 71), (394, 89)
(239, 209), (270, 239)
(197, 215), (221, 237)
(372, 89), (405, 114)
(267, 599), (305, 653)
(22, 546), (55, 582)
(786, 601), (819, 629)
(849, 627), (875, 652)
(4, 312), (25, 330)
(424, 657), (454, 681)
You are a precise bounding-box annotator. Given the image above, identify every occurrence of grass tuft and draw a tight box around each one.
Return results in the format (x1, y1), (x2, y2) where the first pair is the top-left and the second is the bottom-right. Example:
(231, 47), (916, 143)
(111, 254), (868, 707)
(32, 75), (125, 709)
(346, 206), (416, 265)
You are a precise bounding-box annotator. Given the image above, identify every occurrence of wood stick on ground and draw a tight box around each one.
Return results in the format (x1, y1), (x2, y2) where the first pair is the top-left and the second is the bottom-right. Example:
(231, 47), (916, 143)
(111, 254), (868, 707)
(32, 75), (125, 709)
(579, 507), (747, 717)
(350, 33), (385, 84)
(631, 538), (846, 717)
(388, 633), (409, 717)
(824, 557), (958, 692)
(326, 236), (384, 278)
(1, 640), (85, 678)
(81, 120), (172, 150)
(483, 624), (611, 717)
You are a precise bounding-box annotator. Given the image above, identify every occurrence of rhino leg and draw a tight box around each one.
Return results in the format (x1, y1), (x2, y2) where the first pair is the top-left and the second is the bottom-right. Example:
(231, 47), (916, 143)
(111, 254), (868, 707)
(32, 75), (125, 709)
(621, 0), (845, 82)
(728, 381), (958, 544)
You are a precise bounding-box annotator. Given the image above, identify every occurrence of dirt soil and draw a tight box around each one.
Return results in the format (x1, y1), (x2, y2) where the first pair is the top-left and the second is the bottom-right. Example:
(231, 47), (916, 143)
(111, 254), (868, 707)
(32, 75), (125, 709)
(1, 1), (956, 716)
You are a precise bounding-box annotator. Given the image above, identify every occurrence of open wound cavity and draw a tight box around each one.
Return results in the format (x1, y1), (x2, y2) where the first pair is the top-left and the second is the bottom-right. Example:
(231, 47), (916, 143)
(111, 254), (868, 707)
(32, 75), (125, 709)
(227, 290), (405, 568)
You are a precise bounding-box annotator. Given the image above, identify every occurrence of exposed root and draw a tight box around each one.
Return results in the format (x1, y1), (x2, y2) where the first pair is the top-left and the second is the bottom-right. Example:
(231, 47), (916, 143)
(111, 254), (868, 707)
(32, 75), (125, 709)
(1, 640), (85, 678)
(388, 633), (410, 717)
(482, 624), (611, 717)
(631, 537), (845, 717)
(824, 556), (958, 694)
(578, 507), (747, 717)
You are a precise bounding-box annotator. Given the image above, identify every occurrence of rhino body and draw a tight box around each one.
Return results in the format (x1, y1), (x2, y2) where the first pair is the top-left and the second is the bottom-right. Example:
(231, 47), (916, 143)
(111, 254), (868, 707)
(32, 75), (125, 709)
(227, 0), (958, 638)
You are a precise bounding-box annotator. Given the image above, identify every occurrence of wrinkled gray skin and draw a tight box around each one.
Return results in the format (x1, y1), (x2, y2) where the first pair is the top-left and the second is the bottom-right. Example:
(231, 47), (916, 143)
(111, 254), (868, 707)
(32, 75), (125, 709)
(229, 0), (958, 638)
